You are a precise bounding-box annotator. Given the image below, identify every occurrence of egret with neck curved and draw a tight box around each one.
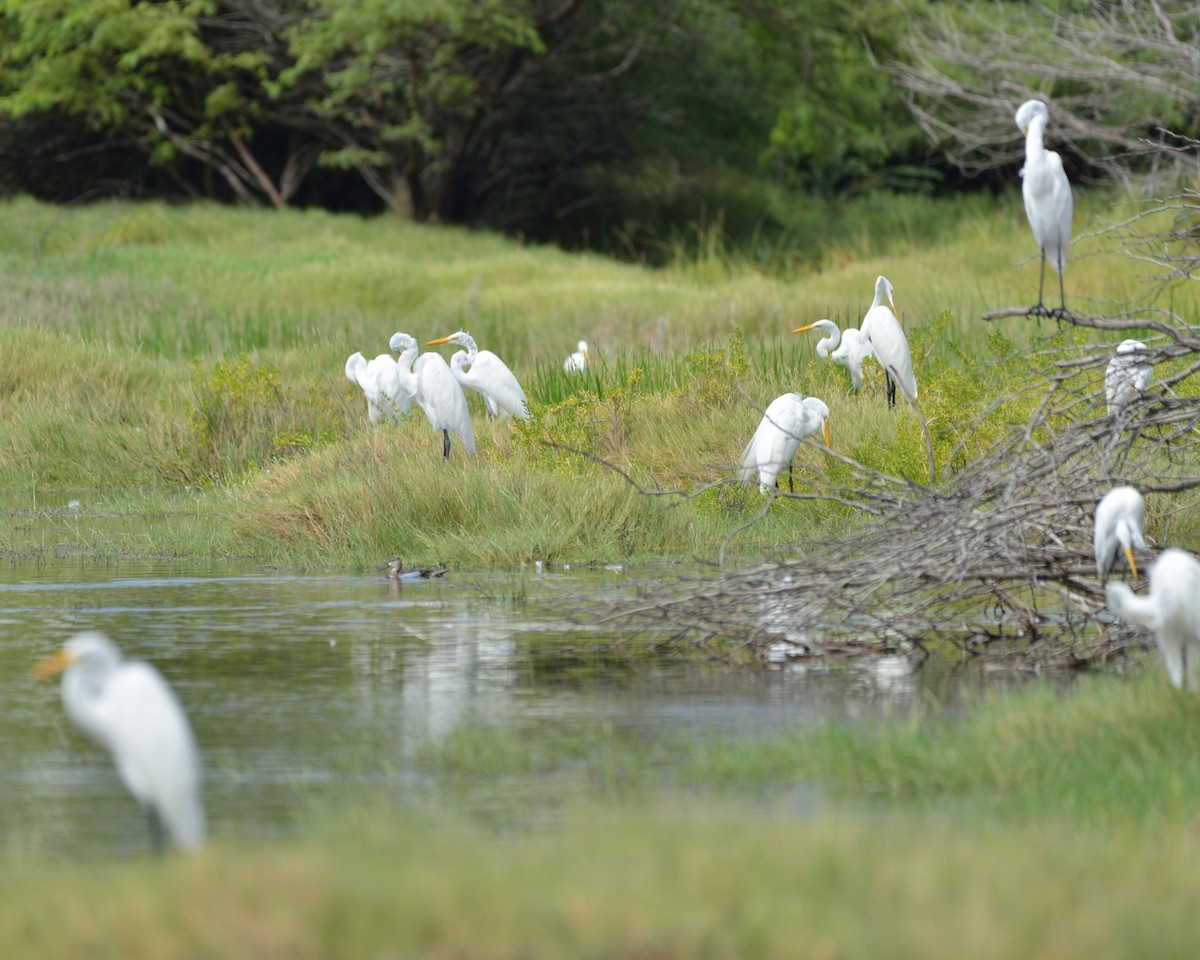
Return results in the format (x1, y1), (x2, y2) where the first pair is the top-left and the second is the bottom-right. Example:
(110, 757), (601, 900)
(33, 631), (206, 851)
(389, 332), (475, 459)
(345, 351), (405, 425)
(1093, 486), (1147, 583)
(859, 276), (917, 408)
(424, 331), (530, 422)
(738, 394), (831, 494)
(792, 319), (874, 392)
(1015, 98), (1073, 316)
(1107, 549), (1200, 691)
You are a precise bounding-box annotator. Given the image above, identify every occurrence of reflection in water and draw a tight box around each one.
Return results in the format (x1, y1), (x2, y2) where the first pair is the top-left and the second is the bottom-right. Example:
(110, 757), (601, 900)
(0, 561), (1039, 856)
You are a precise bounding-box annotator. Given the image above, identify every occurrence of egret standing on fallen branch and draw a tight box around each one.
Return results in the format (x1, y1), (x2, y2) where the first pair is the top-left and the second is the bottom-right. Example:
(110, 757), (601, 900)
(1015, 99), (1073, 317)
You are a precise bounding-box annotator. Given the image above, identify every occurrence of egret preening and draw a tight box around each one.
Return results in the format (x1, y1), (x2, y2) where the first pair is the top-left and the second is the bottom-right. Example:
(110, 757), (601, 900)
(564, 340), (589, 373)
(33, 631), (206, 852)
(793, 319), (874, 392)
(1093, 486), (1147, 583)
(424, 331), (530, 422)
(1015, 99), (1073, 316)
(381, 556), (448, 581)
(738, 394), (831, 494)
(1107, 549), (1200, 691)
(390, 332), (476, 459)
(345, 351), (405, 425)
(859, 276), (917, 409)
(1105, 339), (1153, 415)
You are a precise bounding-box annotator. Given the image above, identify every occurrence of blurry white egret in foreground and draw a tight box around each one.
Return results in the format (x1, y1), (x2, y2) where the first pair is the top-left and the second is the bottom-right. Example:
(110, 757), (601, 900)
(564, 340), (589, 373)
(33, 631), (206, 851)
(1015, 98), (1073, 315)
(738, 394), (830, 493)
(381, 556), (448, 581)
(390, 332), (475, 459)
(1107, 549), (1200, 691)
(792, 319), (873, 392)
(345, 351), (405, 425)
(859, 276), (917, 408)
(425, 331), (530, 421)
(1093, 486), (1147, 583)
(1105, 339), (1153, 414)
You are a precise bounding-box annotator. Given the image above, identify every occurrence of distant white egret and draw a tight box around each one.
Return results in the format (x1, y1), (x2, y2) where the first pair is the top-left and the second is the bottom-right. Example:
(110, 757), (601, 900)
(1093, 486), (1147, 583)
(33, 631), (206, 851)
(564, 340), (589, 373)
(792, 319), (874, 391)
(345, 351), (405, 426)
(1107, 548), (1200, 691)
(425, 331), (530, 421)
(381, 556), (448, 581)
(1105, 339), (1153, 415)
(1015, 98), (1073, 315)
(859, 276), (917, 408)
(389, 333), (476, 459)
(738, 394), (830, 494)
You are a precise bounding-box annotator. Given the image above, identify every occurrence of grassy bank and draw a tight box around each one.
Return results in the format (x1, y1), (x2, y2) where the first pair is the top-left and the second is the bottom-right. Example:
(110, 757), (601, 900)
(6, 671), (1200, 958)
(0, 194), (1195, 565)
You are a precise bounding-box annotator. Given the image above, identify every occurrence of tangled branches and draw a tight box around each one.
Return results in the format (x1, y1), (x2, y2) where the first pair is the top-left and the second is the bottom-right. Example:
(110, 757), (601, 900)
(606, 310), (1200, 670)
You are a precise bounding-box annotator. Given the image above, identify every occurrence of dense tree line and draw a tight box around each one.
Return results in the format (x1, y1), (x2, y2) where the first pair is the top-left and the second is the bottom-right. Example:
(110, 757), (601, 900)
(0, 1), (1196, 254)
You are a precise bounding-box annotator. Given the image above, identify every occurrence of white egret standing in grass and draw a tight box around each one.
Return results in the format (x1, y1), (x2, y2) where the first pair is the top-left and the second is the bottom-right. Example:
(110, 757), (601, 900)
(1105, 339), (1153, 415)
(1107, 549), (1200, 691)
(390, 333), (475, 459)
(792, 319), (874, 392)
(424, 331), (530, 422)
(1093, 486), (1147, 583)
(33, 631), (206, 852)
(738, 394), (830, 494)
(345, 351), (405, 426)
(1015, 98), (1073, 316)
(859, 276), (917, 408)
(564, 340), (589, 373)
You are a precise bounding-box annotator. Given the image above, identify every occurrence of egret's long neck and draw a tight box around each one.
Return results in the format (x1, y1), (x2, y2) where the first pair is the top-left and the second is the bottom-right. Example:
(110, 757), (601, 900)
(61, 664), (113, 747)
(395, 345), (419, 371)
(450, 352), (471, 381)
(1106, 582), (1157, 630)
(1024, 117), (1047, 158)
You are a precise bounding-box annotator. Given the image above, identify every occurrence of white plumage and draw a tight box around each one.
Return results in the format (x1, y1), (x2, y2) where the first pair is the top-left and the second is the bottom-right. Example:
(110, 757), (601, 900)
(425, 331), (530, 422)
(34, 631), (206, 851)
(859, 276), (917, 407)
(390, 332), (476, 458)
(738, 394), (831, 494)
(564, 340), (589, 373)
(1015, 98), (1073, 313)
(1104, 339), (1153, 414)
(793, 319), (874, 392)
(1107, 549), (1200, 691)
(1093, 486), (1147, 583)
(345, 351), (406, 425)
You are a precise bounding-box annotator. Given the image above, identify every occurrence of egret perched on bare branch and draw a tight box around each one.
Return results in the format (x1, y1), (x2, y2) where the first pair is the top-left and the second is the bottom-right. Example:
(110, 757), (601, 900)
(1105, 339), (1153, 414)
(34, 631), (206, 851)
(390, 333), (475, 460)
(425, 331), (530, 421)
(738, 394), (830, 493)
(859, 276), (917, 409)
(1107, 549), (1200, 691)
(564, 340), (589, 373)
(792, 319), (874, 392)
(1015, 99), (1073, 316)
(1094, 486), (1147, 583)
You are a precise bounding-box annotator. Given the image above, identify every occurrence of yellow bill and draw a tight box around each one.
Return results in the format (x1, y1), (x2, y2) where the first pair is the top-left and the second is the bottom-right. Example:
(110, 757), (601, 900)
(1124, 544), (1139, 580)
(424, 335), (454, 346)
(32, 648), (74, 680)
(822, 421), (831, 448)
(792, 323), (818, 334)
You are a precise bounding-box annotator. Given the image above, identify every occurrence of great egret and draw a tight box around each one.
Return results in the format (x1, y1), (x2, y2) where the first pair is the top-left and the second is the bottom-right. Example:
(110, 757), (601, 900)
(1015, 98), (1073, 316)
(564, 340), (589, 373)
(389, 332), (476, 459)
(1093, 486), (1147, 583)
(792, 319), (874, 391)
(381, 556), (448, 581)
(1105, 339), (1153, 414)
(738, 394), (831, 494)
(859, 276), (917, 408)
(424, 331), (530, 422)
(33, 631), (206, 851)
(1107, 548), (1200, 691)
(345, 351), (406, 425)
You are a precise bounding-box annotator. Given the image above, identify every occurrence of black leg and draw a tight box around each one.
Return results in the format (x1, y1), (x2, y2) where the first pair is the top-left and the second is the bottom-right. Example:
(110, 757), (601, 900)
(886, 372), (896, 409)
(442, 429), (450, 460)
(147, 807), (165, 854)
(1035, 248), (1047, 316)
(787, 464), (794, 493)
(1057, 258), (1067, 316)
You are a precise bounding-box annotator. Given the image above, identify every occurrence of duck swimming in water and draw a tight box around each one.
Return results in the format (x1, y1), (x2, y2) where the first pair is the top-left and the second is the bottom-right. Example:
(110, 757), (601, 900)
(381, 556), (449, 581)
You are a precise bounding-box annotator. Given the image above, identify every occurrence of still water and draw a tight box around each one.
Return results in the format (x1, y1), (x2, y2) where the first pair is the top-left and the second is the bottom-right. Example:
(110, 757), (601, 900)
(0, 560), (1020, 856)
